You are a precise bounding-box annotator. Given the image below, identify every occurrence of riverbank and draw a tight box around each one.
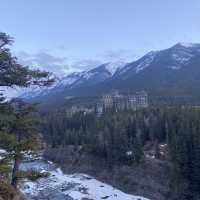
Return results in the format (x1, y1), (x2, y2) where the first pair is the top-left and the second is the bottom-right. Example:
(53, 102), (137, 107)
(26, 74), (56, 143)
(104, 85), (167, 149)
(19, 156), (150, 200)
(44, 147), (170, 200)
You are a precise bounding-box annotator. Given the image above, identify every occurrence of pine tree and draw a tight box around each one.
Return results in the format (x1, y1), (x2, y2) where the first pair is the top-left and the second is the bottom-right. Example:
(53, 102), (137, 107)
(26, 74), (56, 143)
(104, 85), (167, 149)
(0, 32), (54, 189)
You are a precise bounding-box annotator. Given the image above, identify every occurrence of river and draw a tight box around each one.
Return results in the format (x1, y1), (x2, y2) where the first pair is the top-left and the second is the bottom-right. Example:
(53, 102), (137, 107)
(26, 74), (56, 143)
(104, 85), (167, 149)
(19, 155), (150, 200)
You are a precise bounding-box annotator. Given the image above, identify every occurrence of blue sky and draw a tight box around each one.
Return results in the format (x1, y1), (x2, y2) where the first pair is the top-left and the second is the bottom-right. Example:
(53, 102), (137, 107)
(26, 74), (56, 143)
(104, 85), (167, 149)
(1, 0), (200, 74)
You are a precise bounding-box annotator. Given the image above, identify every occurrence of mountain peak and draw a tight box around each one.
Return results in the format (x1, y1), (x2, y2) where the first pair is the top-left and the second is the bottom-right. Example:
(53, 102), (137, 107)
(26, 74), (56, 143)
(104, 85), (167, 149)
(105, 61), (127, 75)
(18, 42), (200, 100)
(174, 42), (200, 48)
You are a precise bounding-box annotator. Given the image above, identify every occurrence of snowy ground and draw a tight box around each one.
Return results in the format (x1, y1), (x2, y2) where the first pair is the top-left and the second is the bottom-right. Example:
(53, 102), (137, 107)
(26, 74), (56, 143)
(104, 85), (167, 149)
(0, 148), (7, 160)
(20, 158), (150, 200)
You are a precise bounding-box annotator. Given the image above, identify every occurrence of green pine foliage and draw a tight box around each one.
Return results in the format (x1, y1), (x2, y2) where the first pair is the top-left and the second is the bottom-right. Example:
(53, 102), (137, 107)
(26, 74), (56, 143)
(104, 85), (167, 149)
(0, 31), (54, 196)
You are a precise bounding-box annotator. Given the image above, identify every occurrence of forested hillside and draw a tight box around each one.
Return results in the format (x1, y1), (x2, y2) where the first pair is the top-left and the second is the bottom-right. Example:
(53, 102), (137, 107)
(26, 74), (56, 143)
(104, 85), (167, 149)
(42, 107), (200, 200)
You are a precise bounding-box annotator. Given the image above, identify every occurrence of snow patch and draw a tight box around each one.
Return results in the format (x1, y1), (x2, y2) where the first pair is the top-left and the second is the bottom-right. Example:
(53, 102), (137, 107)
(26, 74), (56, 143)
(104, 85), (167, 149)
(178, 42), (196, 48)
(135, 51), (156, 73)
(171, 51), (193, 65)
(0, 149), (7, 154)
(126, 151), (133, 156)
(0, 149), (7, 160)
(105, 61), (126, 75)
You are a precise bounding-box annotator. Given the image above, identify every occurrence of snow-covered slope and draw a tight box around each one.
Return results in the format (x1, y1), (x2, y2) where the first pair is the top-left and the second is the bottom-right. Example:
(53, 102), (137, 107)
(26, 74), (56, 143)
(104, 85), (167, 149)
(104, 61), (127, 75)
(177, 42), (200, 48)
(117, 42), (200, 75)
(166, 43), (200, 69)
(19, 72), (84, 99)
(20, 61), (127, 99)
(20, 158), (150, 200)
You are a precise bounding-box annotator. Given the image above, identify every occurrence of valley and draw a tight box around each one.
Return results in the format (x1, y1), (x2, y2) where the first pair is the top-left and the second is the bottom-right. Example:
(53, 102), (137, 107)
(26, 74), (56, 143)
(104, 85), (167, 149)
(1, 3), (200, 199)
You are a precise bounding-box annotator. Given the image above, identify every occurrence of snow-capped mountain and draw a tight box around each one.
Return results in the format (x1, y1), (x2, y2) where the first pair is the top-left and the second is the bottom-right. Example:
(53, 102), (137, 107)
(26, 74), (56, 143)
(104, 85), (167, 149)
(164, 43), (200, 69)
(104, 61), (127, 75)
(20, 61), (127, 99)
(116, 42), (200, 76)
(20, 42), (200, 105)
(117, 51), (157, 75)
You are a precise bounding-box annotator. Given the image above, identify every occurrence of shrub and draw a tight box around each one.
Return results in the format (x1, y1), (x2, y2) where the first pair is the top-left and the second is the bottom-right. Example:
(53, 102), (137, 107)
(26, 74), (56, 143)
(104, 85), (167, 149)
(26, 170), (50, 181)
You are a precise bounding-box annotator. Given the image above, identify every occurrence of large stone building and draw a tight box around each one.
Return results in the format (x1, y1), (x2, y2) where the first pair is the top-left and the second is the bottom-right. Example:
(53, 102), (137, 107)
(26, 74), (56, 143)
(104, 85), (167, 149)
(96, 91), (148, 115)
(66, 91), (148, 117)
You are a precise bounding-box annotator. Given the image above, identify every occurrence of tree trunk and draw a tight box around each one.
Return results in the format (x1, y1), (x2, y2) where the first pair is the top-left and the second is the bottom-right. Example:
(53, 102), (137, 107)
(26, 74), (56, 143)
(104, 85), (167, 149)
(11, 156), (20, 188)
(154, 140), (160, 159)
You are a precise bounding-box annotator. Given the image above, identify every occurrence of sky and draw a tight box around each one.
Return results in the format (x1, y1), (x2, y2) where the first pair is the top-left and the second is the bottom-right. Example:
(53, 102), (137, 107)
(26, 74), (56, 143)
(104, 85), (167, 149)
(0, 0), (200, 75)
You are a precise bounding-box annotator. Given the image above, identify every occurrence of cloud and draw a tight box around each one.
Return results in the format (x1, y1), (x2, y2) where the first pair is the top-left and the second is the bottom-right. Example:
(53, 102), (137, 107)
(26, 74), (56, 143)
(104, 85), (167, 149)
(16, 49), (138, 77)
(70, 59), (102, 71)
(101, 49), (138, 62)
(17, 50), (70, 76)
(17, 50), (103, 76)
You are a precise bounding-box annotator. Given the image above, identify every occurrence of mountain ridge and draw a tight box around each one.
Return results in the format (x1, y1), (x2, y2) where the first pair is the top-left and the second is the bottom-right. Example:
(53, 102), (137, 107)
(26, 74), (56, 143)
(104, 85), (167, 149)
(21, 43), (200, 105)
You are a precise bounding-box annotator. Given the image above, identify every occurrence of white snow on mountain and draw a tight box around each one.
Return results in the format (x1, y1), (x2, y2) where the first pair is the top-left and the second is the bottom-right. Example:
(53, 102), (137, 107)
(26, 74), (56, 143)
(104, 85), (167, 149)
(171, 50), (193, 65)
(0, 72), (82, 99)
(178, 42), (197, 48)
(19, 79), (59, 99)
(117, 51), (157, 75)
(169, 43), (200, 69)
(82, 71), (97, 80)
(105, 61), (127, 75)
(56, 72), (84, 87)
(172, 52), (192, 64)
(18, 61), (127, 98)
(2, 43), (200, 100)
(34, 60), (123, 95)
(135, 51), (157, 73)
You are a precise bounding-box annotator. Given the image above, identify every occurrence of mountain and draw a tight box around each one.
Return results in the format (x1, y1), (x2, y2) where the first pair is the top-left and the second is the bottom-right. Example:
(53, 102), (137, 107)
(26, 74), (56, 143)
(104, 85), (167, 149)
(22, 43), (200, 105)
(110, 43), (200, 94)
(20, 61), (126, 99)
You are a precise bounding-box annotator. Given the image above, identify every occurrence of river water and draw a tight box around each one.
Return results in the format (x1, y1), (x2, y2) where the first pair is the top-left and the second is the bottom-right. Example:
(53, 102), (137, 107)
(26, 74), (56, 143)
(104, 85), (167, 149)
(19, 156), (150, 200)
